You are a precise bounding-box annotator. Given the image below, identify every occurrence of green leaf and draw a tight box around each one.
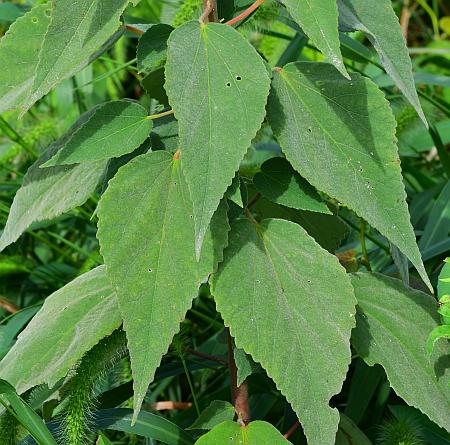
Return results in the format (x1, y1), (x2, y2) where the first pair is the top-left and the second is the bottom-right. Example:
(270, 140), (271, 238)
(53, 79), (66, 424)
(268, 62), (431, 290)
(41, 101), (152, 167)
(336, 413), (372, 445)
(95, 409), (195, 445)
(137, 24), (173, 74)
(0, 266), (121, 395)
(252, 197), (348, 253)
(337, 0), (426, 125)
(234, 348), (259, 386)
(351, 273), (450, 431)
(226, 176), (244, 208)
(188, 401), (235, 431)
(150, 114), (179, 152)
(0, 109), (107, 252)
(194, 420), (288, 444)
(0, 3), (25, 23)
(253, 157), (330, 213)
(0, 379), (57, 445)
(419, 181), (450, 254)
(280, 0), (348, 78)
(23, 0), (129, 113)
(427, 325), (450, 355)
(212, 218), (356, 445)
(438, 259), (450, 301)
(0, 4), (50, 114)
(0, 306), (40, 360)
(165, 21), (270, 256)
(97, 151), (229, 420)
(22, 408), (195, 445)
(97, 432), (114, 445)
(141, 66), (170, 106)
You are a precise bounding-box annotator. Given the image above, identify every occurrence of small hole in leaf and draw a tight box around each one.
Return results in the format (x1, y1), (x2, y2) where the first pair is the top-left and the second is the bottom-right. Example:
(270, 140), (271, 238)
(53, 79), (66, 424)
(174, 182), (177, 185)
(189, 215), (193, 219)
(236, 76), (242, 81)
(32, 17), (38, 23)
(226, 82), (231, 87)
(307, 128), (312, 132)
(148, 268), (153, 272)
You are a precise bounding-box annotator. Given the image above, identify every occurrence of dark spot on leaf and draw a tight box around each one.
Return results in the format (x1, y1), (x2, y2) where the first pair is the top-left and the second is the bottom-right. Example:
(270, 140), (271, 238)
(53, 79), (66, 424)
(308, 128), (312, 133)
(32, 17), (38, 23)
(148, 268), (153, 272)
(236, 76), (242, 81)
(226, 82), (231, 87)
(189, 215), (193, 219)
(45, 8), (51, 17)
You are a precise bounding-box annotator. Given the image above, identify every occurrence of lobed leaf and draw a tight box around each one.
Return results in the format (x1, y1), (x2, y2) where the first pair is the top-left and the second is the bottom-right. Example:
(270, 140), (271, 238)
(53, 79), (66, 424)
(212, 218), (356, 445)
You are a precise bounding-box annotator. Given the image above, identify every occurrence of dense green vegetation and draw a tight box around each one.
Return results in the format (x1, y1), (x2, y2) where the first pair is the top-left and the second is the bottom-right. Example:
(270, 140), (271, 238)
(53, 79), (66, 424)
(0, 0), (449, 444)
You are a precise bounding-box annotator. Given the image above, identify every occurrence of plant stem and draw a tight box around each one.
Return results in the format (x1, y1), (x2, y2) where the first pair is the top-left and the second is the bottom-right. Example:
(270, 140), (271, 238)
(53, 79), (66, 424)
(284, 421), (300, 439)
(201, 0), (218, 23)
(179, 354), (201, 416)
(185, 348), (227, 365)
(246, 192), (261, 209)
(124, 24), (144, 36)
(0, 116), (36, 157)
(359, 219), (372, 271)
(340, 215), (390, 253)
(226, 0), (265, 26)
(226, 329), (250, 424)
(147, 109), (175, 120)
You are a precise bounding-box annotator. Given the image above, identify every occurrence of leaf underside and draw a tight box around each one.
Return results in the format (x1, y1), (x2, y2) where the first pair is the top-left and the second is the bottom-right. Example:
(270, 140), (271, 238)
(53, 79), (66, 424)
(0, 266), (121, 395)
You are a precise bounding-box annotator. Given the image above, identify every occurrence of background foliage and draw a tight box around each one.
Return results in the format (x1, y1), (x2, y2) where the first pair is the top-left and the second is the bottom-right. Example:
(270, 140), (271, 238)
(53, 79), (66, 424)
(0, 0), (449, 444)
